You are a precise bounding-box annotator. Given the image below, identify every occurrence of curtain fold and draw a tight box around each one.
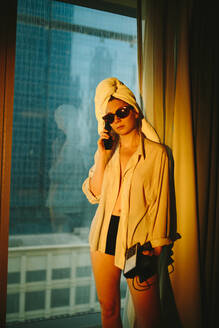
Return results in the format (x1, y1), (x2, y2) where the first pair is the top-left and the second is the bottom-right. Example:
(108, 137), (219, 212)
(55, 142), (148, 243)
(137, 1), (202, 327)
(189, 1), (219, 326)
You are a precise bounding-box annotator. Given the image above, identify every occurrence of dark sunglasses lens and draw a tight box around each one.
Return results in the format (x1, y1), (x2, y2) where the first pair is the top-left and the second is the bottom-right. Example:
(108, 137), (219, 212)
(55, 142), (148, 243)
(116, 107), (131, 118)
(103, 113), (114, 124)
(103, 106), (132, 124)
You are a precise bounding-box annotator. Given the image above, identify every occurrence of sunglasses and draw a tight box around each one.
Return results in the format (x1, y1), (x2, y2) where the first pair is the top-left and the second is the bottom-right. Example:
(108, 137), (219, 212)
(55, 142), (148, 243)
(102, 105), (133, 124)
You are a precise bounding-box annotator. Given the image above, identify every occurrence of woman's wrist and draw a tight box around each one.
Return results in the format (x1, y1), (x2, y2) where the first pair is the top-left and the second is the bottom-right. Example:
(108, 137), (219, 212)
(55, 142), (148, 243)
(98, 148), (112, 166)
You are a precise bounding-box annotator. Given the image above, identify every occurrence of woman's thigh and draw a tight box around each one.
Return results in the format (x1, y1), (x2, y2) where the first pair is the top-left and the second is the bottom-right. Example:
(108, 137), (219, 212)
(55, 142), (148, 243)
(127, 274), (161, 328)
(90, 251), (122, 309)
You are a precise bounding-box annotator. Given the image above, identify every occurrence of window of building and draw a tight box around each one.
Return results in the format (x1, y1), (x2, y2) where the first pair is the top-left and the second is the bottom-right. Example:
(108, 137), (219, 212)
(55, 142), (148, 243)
(7, 0), (137, 325)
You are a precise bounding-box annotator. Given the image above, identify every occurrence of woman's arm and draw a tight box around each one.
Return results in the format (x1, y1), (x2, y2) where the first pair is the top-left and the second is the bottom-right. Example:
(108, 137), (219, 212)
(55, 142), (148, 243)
(89, 129), (115, 197)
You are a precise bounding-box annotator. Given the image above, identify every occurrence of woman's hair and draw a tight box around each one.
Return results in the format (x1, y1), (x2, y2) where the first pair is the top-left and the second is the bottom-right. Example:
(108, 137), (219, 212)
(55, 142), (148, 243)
(108, 95), (116, 102)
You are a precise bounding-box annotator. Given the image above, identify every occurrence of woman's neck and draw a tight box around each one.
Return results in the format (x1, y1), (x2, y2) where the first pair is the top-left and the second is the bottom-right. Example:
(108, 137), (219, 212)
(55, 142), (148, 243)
(119, 129), (140, 149)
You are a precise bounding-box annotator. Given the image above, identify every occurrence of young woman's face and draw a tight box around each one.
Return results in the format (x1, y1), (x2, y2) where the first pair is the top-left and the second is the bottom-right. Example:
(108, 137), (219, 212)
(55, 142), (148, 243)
(106, 98), (139, 136)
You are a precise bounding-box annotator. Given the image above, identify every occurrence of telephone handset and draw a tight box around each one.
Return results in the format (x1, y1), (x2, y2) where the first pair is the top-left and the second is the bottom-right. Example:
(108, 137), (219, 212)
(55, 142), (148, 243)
(103, 121), (113, 150)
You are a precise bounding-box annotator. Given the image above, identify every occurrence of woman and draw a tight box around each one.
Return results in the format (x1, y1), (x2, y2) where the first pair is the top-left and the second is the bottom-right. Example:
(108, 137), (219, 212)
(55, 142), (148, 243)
(82, 78), (172, 328)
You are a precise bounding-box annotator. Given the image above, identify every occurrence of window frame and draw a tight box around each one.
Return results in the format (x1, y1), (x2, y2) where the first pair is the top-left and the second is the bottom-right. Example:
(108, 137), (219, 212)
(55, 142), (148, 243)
(59, 0), (137, 18)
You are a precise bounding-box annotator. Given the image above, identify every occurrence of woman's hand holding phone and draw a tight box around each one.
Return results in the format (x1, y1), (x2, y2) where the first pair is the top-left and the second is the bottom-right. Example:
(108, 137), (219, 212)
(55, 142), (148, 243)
(97, 122), (116, 165)
(98, 129), (114, 154)
(90, 126), (116, 197)
(89, 128), (114, 197)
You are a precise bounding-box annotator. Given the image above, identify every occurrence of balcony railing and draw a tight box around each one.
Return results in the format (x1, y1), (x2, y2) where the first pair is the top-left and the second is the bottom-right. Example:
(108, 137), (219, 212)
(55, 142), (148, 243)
(7, 234), (126, 324)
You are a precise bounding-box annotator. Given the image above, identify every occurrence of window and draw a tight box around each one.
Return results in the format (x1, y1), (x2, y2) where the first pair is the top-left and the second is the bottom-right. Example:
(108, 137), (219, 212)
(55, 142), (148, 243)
(7, 0), (137, 325)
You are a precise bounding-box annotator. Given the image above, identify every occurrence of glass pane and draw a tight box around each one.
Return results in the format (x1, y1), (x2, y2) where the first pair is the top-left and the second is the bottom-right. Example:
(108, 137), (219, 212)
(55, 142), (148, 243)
(7, 0), (137, 325)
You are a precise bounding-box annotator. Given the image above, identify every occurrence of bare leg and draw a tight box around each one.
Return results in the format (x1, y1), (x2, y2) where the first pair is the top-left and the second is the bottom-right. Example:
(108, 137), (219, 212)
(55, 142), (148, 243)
(127, 274), (161, 328)
(90, 251), (122, 328)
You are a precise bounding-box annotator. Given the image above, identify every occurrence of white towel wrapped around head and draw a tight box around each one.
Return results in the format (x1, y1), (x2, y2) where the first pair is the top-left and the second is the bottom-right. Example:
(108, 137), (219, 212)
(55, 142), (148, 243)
(94, 77), (160, 143)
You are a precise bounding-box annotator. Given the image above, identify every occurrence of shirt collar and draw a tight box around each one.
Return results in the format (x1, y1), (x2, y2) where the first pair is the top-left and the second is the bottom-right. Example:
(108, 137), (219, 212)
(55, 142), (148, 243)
(137, 132), (146, 159)
(113, 132), (146, 169)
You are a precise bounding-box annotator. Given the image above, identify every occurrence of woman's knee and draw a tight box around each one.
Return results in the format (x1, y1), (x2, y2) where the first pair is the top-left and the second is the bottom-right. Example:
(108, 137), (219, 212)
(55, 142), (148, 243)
(99, 298), (120, 319)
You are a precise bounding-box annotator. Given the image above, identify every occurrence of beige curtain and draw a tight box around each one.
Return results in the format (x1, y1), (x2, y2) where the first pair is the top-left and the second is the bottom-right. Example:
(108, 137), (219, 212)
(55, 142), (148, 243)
(189, 1), (219, 326)
(137, 1), (201, 327)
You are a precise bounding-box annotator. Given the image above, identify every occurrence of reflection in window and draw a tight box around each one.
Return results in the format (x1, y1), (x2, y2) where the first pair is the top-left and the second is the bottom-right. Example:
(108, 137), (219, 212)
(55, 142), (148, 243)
(7, 0), (137, 324)
(10, 0), (137, 238)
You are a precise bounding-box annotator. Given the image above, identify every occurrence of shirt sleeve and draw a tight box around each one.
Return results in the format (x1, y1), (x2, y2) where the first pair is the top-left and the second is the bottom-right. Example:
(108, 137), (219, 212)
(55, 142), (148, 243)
(149, 148), (172, 248)
(82, 150), (101, 204)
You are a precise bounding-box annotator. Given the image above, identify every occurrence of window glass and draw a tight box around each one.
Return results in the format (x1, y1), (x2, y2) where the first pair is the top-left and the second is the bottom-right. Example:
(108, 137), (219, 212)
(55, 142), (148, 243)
(7, 0), (137, 324)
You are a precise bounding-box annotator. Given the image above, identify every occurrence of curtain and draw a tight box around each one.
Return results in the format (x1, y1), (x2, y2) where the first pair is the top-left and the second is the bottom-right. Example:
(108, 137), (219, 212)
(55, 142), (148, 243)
(137, 0), (202, 327)
(189, 1), (219, 327)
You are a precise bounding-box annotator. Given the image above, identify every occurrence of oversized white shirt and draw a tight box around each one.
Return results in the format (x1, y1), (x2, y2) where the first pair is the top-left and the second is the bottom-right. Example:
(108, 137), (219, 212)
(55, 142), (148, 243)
(82, 133), (172, 269)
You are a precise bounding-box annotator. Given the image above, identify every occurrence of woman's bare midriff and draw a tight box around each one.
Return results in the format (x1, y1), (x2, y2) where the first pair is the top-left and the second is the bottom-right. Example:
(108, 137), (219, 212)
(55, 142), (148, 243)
(112, 184), (122, 215)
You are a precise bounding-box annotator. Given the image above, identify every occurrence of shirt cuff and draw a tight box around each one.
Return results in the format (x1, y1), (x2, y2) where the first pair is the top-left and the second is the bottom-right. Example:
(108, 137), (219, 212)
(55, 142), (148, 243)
(150, 237), (173, 248)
